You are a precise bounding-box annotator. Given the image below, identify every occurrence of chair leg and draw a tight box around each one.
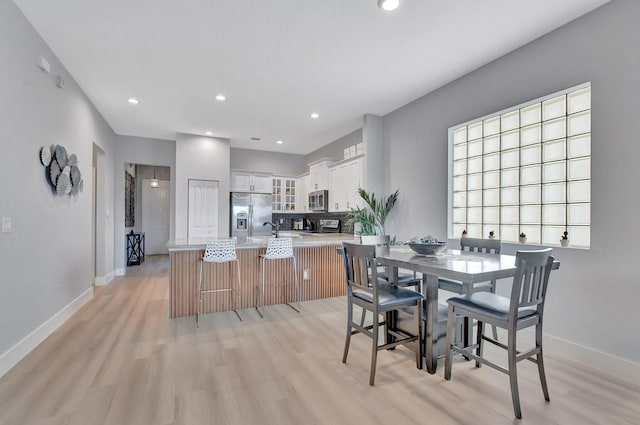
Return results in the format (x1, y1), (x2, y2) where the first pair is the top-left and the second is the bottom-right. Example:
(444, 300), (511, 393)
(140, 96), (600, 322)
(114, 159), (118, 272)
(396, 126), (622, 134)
(359, 308), (367, 327)
(444, 304), (455, 380)
(342, 298), (353, 364)
(197, 260), (203, 327)
(508, 329), (522, 419)
(369, 311), (379, 386)
(475, 320), (484, 368)
(416, 300), (423, 370)
(490, 280), (498, 340)
(536, 323), (550, 402)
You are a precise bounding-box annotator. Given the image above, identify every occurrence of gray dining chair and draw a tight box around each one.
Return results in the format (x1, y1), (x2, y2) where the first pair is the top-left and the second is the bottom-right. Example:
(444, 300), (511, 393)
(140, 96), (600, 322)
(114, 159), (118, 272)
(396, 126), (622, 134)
(341, 242), (423, 386)
(360, 235), (422, 290)
(444, 248), (555, 419)
(438, 237), (501, 339)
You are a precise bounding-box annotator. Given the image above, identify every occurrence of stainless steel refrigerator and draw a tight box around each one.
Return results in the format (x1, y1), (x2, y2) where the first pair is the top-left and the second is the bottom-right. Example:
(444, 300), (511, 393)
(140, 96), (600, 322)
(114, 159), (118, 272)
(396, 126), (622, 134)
(230, 192), (273, 240)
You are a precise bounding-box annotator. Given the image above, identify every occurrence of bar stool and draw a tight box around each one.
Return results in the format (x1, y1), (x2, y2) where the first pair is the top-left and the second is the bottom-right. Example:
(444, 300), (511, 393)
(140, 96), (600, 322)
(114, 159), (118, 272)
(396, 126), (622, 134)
(197, 239), (242, 327)
(256, 237), (300, 317)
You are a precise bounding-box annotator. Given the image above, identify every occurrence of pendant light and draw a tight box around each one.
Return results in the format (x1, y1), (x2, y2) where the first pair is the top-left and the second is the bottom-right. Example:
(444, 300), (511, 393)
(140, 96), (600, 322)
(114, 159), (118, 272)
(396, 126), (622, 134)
(150, 166), (159, 188)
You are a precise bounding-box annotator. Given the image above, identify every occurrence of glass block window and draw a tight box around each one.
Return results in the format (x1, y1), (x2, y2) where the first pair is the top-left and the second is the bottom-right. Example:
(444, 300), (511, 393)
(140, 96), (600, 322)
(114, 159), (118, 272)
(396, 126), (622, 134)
(448, 83), (591, 248)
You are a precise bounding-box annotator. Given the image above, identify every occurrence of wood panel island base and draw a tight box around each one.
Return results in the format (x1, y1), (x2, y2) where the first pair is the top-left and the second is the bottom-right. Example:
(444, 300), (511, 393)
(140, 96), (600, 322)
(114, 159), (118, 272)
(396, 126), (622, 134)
(168, 237), (351, 318)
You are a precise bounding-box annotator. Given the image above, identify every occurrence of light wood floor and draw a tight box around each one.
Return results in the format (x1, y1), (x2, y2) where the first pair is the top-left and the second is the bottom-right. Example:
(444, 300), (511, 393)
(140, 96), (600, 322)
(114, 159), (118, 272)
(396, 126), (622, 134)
(1, 255), (639, 425)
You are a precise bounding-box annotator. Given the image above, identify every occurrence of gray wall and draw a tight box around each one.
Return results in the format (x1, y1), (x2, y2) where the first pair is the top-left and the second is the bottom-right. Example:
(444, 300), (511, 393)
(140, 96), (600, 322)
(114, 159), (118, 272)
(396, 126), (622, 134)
(231, 148), (307, 176)
(114, 136), (176, 273)
(231, 129), (363, 178)
(0, 0), (116, 359)
(305, 128), (362, 164)
(383, 0), (639, 364)
(175, 133), (230, 242)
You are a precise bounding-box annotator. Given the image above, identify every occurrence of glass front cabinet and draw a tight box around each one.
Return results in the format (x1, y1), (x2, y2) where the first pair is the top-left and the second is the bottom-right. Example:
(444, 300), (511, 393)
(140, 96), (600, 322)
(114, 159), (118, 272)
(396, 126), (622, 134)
(272, 177), (297, 212)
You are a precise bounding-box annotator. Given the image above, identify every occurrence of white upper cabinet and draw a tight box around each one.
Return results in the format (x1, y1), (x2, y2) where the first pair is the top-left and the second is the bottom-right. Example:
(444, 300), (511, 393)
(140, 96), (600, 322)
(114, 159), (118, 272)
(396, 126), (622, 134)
(347, 157), (363, 209)
(272, 176), (297, 212)
(329, 157), (363, 212)
(297, 174), (309, 212)
(231, 171), (272, 192)
(309, 161), (330, 191)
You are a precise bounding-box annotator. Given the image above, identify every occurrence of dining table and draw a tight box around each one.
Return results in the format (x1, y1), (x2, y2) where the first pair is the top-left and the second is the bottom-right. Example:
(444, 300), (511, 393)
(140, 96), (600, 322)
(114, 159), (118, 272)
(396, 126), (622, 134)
(376, 246), (560, 374)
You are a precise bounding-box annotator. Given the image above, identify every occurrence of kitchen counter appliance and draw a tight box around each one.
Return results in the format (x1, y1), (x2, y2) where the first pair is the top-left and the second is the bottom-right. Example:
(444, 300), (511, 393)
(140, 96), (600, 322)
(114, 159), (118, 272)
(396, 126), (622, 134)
(230, 192), (273, 240)
(318, 219), (341, 233)
(308, 190), (328, 212)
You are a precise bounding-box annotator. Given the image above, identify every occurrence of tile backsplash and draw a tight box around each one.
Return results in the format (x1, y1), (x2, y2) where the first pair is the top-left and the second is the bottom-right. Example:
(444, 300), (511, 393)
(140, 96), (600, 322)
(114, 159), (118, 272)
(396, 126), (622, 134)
(272, 212), (353, 233)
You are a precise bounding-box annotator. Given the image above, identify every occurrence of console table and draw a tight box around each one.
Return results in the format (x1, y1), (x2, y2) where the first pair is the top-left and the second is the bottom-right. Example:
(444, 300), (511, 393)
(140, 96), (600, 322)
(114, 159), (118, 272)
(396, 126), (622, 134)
(126, 232), (145, 266)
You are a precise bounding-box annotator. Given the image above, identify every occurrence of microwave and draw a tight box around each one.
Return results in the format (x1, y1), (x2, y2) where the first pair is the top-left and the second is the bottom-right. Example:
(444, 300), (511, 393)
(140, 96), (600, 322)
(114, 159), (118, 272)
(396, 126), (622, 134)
(308, 190), (328, 212)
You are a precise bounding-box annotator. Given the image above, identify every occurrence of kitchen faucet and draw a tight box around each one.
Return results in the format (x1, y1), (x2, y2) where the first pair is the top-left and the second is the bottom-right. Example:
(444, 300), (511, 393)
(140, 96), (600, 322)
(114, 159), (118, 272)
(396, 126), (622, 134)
(263, 221), (280, 238)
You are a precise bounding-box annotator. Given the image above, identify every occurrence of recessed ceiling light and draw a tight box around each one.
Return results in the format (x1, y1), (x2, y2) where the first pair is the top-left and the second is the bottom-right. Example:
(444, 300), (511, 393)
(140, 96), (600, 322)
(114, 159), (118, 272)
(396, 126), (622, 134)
(310, 113), (319, 119)
(127, 97), (139, 104)
(215, 94), (226, 101)
(276, 140), (284, 145)
(378, 0), (400, 11)
(205, 131), (213, 136)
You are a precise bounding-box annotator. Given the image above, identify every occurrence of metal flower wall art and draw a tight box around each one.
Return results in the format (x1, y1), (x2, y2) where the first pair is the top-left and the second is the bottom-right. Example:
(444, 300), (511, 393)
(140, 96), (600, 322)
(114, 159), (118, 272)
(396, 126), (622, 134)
(39, 145), (83, 195)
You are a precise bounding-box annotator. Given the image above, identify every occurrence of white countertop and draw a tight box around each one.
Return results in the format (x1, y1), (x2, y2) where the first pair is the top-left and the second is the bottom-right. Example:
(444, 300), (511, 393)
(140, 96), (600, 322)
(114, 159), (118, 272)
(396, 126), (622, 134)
(167, 232), (358, 251)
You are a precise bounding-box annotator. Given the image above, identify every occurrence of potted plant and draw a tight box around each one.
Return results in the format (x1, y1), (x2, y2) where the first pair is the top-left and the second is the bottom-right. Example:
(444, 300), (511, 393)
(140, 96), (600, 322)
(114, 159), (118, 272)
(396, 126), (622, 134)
(347, 187), (399, 252)
(560, 231), (569, 247)
(488, 230), (495, 239)
(519, 232), (527, 244)
(461, 229), (467, 238)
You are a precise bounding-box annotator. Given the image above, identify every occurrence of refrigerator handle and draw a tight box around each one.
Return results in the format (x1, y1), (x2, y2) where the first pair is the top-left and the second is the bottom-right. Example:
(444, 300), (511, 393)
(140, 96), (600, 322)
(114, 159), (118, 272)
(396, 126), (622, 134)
(248, 203), (253, 236)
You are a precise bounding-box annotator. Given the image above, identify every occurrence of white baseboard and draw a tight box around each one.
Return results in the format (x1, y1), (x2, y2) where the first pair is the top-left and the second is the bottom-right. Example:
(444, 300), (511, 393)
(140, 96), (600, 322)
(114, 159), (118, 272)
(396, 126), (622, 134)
(0, 287), (94, 379)
(115, 267), (126, 276)
(94, 270), (114, 286)
(545, 334), (640, 388)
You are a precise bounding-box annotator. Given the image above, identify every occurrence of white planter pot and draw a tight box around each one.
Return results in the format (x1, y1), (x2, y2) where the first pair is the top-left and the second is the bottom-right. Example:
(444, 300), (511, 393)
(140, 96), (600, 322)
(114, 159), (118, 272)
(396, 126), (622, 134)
(361, 235), (391, 256)
(560, 239), (569, 247)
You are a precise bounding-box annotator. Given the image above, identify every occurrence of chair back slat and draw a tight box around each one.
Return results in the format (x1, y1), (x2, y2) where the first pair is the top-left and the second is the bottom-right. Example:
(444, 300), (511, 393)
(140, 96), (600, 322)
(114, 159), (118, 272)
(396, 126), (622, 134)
(342, 242), (379, 303)
(460, 237), (501, 254)
(510, 249), (554, 313)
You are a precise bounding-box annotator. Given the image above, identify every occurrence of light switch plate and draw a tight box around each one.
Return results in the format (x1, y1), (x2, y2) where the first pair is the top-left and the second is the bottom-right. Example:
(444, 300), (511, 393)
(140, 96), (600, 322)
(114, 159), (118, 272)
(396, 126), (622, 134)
(1, 217), (12, 233)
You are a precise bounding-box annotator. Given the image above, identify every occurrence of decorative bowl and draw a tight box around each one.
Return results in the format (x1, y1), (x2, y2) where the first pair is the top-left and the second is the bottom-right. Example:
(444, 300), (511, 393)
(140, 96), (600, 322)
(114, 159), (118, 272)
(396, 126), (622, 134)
(408, 241), (447, 255)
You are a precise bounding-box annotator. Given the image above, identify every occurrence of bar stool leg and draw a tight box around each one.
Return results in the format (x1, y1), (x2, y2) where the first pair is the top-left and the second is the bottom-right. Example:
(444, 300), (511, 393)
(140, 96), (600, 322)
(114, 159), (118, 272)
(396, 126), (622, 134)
(233, 259), (242, 321)
(256, 256), (265, 318)
(288, 256), (300, 313)
(197, 260), (204, 327)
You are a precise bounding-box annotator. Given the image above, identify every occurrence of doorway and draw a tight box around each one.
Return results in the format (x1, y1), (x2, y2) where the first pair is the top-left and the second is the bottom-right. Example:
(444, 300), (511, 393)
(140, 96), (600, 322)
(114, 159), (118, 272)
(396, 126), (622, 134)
(125, 163), (171, 258)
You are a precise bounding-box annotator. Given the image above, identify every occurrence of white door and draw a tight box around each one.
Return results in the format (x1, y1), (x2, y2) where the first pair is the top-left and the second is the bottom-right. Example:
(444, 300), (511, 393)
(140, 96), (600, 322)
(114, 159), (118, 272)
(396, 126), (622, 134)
(188, 179), (219, 244)
(142, 179), (170, 255)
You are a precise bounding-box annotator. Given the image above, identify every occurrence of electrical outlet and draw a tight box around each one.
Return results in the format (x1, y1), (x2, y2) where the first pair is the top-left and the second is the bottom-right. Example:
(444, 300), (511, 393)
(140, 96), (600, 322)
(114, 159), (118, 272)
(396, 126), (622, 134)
(279, 218), (284, 225)
(1, 217), (11, 233)
(303, 269), (310, 280)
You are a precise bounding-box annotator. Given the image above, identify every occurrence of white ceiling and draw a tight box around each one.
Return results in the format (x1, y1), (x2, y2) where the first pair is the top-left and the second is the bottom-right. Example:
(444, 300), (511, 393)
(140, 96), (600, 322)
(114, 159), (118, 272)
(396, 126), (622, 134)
(15, 0), (608, 154)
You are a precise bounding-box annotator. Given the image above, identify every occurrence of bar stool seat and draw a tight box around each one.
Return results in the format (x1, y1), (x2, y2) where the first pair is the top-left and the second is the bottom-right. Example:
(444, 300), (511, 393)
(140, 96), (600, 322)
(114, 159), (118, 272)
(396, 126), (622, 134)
(197, 239), (242, 327)
(256, 237), (300, 317)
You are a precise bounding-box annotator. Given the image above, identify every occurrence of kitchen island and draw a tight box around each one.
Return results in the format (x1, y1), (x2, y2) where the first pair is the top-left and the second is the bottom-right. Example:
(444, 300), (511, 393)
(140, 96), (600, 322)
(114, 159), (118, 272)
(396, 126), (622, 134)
(168, 233), (355, 318)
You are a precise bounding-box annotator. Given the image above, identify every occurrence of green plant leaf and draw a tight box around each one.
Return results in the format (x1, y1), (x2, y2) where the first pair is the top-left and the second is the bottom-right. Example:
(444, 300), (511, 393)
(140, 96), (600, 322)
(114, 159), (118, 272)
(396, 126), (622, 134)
(349, 187), (399, 236)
